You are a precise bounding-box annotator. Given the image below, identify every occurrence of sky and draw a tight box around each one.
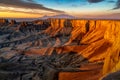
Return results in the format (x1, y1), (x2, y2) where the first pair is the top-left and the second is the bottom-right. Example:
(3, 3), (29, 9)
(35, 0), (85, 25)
(0, 0), (120, 19)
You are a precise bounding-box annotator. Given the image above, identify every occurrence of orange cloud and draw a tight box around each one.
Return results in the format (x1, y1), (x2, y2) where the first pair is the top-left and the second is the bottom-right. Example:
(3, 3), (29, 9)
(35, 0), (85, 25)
(0, 6), (59, 18)
(0, 12), (42, 18)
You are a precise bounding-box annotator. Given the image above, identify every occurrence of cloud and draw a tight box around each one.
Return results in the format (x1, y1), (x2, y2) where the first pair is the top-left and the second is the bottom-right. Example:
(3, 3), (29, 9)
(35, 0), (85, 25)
(0, 8), (54, 15)
(108, 0), (116, 3)
(0, 6), (57, 16)
(113, 0), (120, 9)
(87, 0), (104, 3)
(26, 0), (34, 2)
(0, 9), (41, 14)
(0, 0), (64, 13)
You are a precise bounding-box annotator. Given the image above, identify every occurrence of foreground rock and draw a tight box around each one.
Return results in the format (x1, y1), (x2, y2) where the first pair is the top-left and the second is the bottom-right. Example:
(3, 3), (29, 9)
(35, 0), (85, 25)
(102, 71), (120, 80)
(0, 51), (90, 80)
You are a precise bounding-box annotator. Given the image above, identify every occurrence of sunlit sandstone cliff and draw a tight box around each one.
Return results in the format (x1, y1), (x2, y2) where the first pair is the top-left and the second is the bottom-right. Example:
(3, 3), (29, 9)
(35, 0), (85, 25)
(44, 19), (120, 76)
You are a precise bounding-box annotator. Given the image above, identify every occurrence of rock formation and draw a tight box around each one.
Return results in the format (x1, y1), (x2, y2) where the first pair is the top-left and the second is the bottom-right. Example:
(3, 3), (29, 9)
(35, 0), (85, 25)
(9, 20), (16, 25)
(0, 19), (8, 25)
(0, 19), (120, 80)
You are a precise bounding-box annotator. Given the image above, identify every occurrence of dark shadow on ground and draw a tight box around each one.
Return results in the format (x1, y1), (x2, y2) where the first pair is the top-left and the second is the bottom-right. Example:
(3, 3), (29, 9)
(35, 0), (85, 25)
(0, 51), (88, 80)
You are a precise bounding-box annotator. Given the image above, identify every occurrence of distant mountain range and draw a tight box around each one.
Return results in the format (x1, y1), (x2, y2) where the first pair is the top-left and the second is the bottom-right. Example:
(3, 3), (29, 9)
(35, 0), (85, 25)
(5, 14), (77, 22)
(40, 14), (77, 19)
(3, 13), (120, 22)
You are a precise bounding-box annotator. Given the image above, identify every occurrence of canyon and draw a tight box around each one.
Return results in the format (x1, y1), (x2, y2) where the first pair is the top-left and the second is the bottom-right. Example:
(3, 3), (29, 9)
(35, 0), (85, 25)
(0, 18), (120, 80)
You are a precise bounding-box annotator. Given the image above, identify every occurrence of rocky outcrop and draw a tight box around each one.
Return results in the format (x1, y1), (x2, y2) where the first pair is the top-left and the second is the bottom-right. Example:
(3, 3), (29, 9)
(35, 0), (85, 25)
(19, 21), (50, 33)
(0, 51), (87, 80)
(102, 71), (120, 80)
(0, 19), (120, 80)
(59, 63), (102, 80)
(44, 19), (120, 76)
(9, 20), (16, 25)
(0, 19), (8, 25)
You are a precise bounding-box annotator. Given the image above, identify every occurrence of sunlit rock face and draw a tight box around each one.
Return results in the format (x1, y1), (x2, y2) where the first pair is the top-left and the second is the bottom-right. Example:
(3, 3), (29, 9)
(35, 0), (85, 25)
(45, 19), (66, 36)
(0, 19), (120, 80)
(45, 19), (120, 75)
(79, 20), (120, 75)
(103, 21), (120, 75)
